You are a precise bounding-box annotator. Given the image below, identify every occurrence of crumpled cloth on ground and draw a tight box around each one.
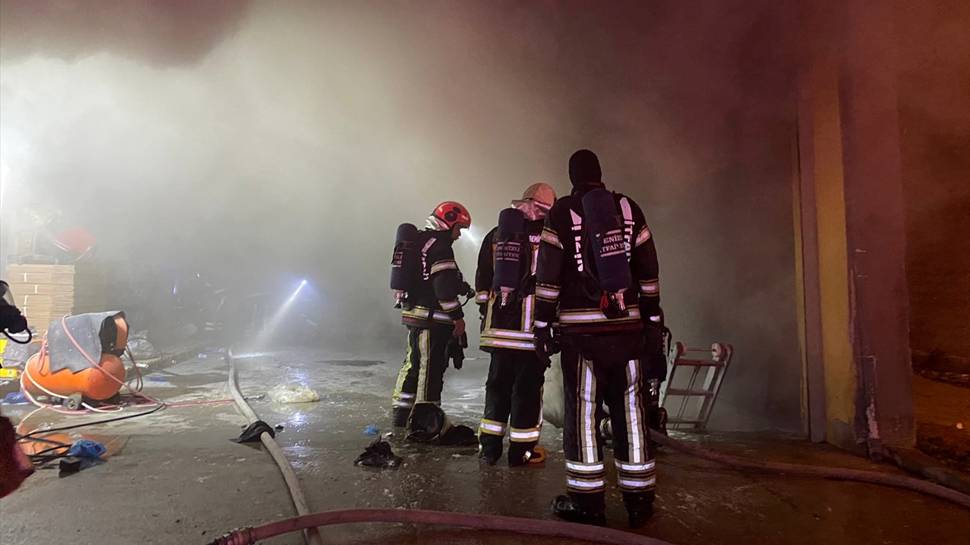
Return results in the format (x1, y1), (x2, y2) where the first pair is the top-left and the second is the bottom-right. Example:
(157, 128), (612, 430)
(354, 438), (402, 469)
(232, 420), (276, 443)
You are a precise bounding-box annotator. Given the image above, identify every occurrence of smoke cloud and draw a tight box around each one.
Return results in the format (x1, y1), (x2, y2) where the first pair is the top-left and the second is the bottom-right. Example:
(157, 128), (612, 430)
(1, 0), (805, 430)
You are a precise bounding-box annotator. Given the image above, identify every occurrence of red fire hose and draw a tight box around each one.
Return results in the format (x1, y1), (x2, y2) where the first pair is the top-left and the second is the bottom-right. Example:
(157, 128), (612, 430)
(206, 508), (677, 545)
(650, 432), (970, 509)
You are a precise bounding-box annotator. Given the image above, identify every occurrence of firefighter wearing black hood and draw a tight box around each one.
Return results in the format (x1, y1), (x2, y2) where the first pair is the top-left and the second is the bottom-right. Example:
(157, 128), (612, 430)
(534, 150), (665, 528)
(390, 202), (473, 433)
(475, 183), (557, 466)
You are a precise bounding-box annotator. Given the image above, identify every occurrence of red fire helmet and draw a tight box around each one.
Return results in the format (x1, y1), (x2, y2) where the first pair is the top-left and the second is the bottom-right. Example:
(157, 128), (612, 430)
(429, 201), (472, 231)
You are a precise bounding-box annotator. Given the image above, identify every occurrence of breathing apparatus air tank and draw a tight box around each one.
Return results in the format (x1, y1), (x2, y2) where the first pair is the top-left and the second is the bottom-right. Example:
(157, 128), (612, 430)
(581, 188), (632, 318)
(491, 208), (528, 310)
(390, 223), (420, 308)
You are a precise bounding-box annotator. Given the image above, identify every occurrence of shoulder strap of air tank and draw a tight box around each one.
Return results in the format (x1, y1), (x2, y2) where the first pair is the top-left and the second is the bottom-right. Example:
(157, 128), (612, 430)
(420, 235), (437, 280)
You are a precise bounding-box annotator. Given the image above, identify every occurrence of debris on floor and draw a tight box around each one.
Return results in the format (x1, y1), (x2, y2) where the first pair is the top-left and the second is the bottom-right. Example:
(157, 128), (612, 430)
(232, 421), (276, 443)
(354, 438), (402, 469)
(67, 439), (106, 459)
(268, 384), (320, 404)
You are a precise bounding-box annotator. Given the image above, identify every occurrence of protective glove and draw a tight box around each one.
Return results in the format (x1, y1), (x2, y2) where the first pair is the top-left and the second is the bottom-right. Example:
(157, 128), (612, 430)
(0, 305), (28, 335)
(534, 326), (559, 368)
(478, 303), (488, 333)
(453, 318), (466, 338)
(449, 332), (467, 370)
(642, 321), (669, 383)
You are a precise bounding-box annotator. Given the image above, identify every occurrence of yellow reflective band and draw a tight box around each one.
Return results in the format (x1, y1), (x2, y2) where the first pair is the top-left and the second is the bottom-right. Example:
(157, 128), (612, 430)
(535, 285), (560, 300)
(481, 337), (536, 351)
(635, 225), (652, 247)
(439, 299), (461, 311)
(639, 280), (659, 296)
(559, 308), (641, 323)
(567, 478), (605, 490)
(509, 427), (541, 442)
(615, 460), (656, 472)
(618, 476), (657, 489)
(430, 260), (458, 275)
(566, 461), (605, 473)
(480, 419), (507, 436)
(540, 228), (563, 249)
(483, 328), (534, 339)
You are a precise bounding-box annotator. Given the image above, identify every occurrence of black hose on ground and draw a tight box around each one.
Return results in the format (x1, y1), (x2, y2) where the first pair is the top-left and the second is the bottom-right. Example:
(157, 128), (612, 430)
(650, 431), (970, 510)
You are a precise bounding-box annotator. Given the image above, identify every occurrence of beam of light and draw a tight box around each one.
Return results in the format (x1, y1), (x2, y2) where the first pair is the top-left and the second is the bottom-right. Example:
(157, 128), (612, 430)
(247, 278), (310, 352)
(461, 226), (483, 249)
(230, 351), (275, 360)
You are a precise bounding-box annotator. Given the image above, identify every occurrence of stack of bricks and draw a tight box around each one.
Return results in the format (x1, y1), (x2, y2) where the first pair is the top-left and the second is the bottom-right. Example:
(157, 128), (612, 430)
(4, 264), (75, 337)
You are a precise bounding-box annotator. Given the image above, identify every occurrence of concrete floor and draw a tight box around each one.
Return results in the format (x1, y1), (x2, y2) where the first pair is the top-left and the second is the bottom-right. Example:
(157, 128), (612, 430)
(1, 348), (968, 545)
(913, 375), (970, 472)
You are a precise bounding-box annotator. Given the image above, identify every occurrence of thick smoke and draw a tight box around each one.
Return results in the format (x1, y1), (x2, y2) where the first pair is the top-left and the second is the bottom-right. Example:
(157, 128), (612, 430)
(1, 0), (804, 430)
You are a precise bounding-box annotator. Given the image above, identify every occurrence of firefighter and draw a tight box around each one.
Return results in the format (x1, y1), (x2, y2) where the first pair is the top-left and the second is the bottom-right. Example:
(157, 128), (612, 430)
(475, 183), (557, 466)
(534, 150), (665, 528)
(390, 202), (473, 435)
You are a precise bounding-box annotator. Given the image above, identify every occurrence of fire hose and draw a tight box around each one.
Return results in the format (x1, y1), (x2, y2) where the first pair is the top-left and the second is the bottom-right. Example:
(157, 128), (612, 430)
(649, 432), (970, 509)
(207, 508), (676, 545)
(226, 351), (323, 545)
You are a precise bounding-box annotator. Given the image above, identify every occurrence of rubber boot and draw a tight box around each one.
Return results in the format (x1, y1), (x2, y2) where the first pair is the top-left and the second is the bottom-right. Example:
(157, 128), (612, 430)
(391, 407), (410, 428)
(508, 442), (535, 467)
(624, 492), (655, 529)
(551, 495), (606, 526)
(479, 435), (502, 466)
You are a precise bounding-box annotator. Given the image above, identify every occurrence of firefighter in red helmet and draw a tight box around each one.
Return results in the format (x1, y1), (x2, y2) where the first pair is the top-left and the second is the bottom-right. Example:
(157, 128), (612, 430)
(389, 201), (473, 436)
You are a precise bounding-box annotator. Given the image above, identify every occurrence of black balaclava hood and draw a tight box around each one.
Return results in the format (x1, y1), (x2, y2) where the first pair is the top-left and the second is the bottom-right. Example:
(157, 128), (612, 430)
(568, 149), (602, 189)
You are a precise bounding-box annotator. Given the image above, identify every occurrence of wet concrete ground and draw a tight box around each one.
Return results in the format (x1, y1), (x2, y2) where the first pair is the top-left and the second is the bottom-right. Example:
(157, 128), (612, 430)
(913, 375), (970, 472)
(1, 348), (968, 545)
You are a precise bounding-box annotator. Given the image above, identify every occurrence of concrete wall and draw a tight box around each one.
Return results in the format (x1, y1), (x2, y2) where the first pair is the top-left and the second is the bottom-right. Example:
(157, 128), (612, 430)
(896, 0), (970, 365)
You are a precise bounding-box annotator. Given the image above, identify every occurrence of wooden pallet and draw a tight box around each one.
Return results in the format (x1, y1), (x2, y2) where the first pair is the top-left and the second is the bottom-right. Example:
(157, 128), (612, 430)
(5, 264), (76, 336)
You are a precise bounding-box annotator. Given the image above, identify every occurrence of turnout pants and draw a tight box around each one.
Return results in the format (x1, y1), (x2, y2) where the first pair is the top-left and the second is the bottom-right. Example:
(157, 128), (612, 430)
(561, 332), (656, 514)
(479, 349), (545, 465)
(392, 325), (452, 428)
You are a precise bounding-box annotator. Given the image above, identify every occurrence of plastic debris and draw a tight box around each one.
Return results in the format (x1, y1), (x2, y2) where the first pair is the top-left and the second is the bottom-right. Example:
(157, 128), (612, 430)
(354, 438), (402, 469)
(363, 425), (379, 436)
(268, 384), (320, 404)
(1, 391), (28, 405)
(67, 439), (106, 459)
(232, 421), (276, 443)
